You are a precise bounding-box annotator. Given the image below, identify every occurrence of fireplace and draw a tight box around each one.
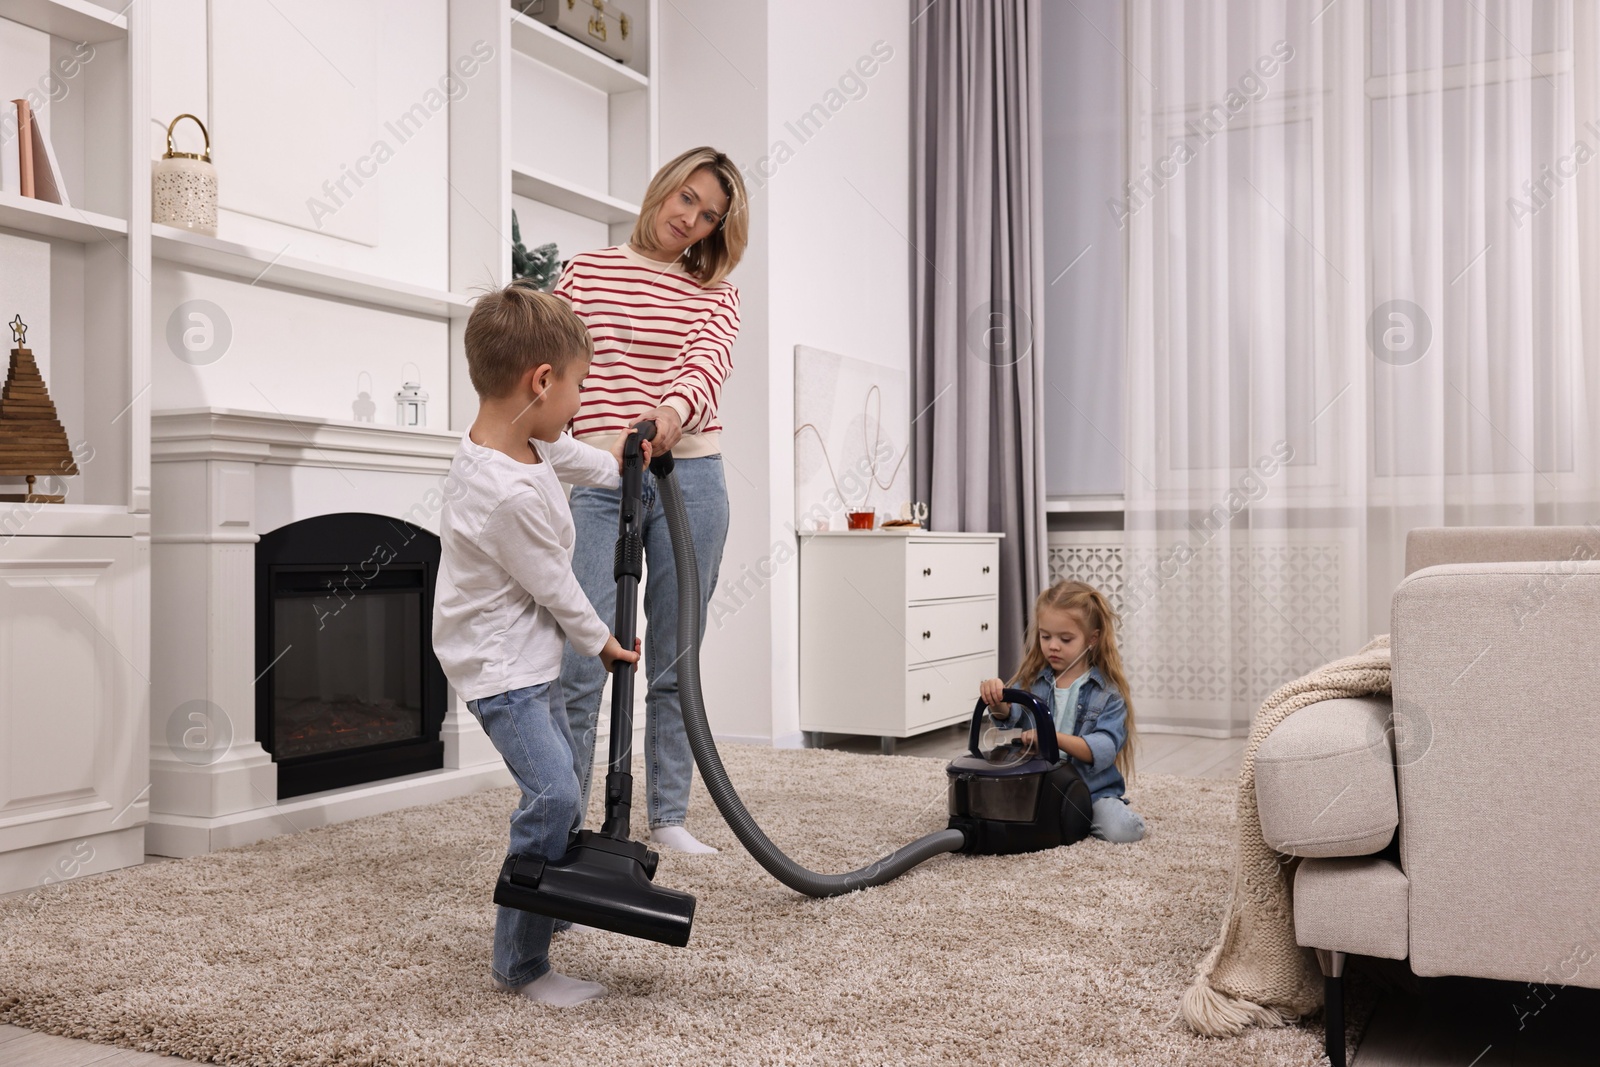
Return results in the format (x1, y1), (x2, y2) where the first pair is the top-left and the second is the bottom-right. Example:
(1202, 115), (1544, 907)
(256, 513), (447, 798)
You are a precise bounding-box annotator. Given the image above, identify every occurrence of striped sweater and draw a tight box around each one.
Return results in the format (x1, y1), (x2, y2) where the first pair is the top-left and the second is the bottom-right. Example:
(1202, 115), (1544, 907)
(553, 243), (740, 459)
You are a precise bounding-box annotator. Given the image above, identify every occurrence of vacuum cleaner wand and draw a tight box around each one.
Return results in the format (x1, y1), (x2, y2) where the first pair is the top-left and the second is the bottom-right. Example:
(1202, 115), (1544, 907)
(597, 423), (653, 840)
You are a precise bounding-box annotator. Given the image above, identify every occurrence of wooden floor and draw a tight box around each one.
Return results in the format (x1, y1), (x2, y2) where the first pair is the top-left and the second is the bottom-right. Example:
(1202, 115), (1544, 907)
(4, 730), (1590, 1065)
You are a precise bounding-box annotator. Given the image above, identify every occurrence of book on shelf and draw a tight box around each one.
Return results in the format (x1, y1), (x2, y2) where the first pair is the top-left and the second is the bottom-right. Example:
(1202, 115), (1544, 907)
(7, 99), (70, 207)
(0, 117), (18, 195)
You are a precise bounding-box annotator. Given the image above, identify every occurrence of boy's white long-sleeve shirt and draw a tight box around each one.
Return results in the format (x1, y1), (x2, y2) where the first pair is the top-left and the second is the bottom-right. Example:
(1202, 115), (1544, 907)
(432, 431), (620, 702)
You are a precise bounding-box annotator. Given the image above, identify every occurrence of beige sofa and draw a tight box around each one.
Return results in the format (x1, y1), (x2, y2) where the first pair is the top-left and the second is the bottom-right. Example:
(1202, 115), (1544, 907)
(1254, 526), (1600, 1067)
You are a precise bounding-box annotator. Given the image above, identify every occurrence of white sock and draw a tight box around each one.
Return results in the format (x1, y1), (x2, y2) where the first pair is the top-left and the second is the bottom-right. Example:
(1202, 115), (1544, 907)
(499, 970), (606, 1007)
(651, 825), (718, 854)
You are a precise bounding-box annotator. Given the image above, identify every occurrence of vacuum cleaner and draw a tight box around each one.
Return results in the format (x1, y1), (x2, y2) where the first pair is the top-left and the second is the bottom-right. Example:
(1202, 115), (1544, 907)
(494, 422), (1091, 946)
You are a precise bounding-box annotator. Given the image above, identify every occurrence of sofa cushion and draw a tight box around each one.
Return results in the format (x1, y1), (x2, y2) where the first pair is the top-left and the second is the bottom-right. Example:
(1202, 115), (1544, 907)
(1404, 525), (1600, 576)
(1294, 856), (1409, 959)
(1255, 697), (1398, 858)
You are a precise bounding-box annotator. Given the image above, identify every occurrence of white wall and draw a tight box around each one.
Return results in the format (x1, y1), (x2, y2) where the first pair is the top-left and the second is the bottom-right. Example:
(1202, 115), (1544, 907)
(657, 0), (911, 745)
(764, 2), (911, 744)
(657, 0), (771, 743)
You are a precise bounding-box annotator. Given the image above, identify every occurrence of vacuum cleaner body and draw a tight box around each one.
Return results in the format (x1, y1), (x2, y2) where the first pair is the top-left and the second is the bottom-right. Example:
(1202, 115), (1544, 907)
(946, 689), (1093, 855)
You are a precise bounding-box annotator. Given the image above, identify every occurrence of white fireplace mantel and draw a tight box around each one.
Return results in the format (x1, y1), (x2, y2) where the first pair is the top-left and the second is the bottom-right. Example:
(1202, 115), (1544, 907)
(147, 407), (507, 858)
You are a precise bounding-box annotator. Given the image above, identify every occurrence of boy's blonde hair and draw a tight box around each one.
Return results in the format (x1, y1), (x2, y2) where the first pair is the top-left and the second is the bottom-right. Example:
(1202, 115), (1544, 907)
(464, 281), (593, 398)
(628, 146), (748, 288)
(1010, 580), (1138, 779)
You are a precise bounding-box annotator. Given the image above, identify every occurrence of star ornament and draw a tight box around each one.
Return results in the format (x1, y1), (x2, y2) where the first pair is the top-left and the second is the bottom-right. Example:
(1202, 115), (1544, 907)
(8, 315), (25, 347)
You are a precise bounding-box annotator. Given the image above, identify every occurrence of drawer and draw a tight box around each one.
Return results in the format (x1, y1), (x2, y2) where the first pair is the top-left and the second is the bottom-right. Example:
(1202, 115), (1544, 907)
(905, 654), (997, 732)
(905, 598), (997, 665)
(906, 540), (997, 601)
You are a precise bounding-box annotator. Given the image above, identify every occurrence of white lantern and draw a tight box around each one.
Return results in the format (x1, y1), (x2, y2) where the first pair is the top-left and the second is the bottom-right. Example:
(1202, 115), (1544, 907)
(153, 114), (218, 236)
(394, 364), (428, 427)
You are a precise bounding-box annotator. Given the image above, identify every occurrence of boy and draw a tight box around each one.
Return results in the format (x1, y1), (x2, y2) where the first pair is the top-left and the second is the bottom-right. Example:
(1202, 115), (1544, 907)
(432, 282), (646, 1007)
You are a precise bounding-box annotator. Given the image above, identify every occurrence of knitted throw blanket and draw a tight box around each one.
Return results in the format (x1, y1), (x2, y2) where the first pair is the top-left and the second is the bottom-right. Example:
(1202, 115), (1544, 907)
(1179, 634), (1392, 1036)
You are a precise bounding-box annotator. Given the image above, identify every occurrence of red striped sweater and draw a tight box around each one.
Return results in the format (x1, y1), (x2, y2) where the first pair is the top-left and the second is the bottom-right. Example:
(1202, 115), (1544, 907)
(554, 244), (740, 459)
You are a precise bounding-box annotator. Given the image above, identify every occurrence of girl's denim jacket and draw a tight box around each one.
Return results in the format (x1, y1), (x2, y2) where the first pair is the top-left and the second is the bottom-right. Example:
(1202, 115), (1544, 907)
(999, 665), (1129, 802)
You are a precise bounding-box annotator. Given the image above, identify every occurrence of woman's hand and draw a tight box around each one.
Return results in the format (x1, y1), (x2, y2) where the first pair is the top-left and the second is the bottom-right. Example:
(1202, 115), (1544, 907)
(979, 677), (1008, 714)
(649, 405), (685, 452)
(609, 433), (653, 473)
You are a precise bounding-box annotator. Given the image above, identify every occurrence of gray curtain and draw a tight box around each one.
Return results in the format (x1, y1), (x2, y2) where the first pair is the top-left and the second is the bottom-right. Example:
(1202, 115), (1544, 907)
(910, 0), (1048, 673)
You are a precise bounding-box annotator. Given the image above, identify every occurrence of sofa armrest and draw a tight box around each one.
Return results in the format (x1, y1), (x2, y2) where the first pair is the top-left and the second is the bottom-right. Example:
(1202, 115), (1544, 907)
(1393, 561), (1600, 986)
(1256, 697), (1398, 858)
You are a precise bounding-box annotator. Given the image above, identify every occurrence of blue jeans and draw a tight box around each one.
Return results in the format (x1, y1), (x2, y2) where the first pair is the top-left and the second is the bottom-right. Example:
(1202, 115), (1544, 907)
(1090, 796), (1146, 843)
(562, 456), (729, 829)
(466, 682), (581, 986)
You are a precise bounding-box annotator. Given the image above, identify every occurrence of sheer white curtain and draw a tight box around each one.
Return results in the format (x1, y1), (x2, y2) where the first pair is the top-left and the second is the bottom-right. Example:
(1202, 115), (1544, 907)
(1122, 0), (1600, 734)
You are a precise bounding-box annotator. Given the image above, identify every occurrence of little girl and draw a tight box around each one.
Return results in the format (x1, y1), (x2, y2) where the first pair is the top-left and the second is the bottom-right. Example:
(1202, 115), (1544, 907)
(978, 580), (1144, 843)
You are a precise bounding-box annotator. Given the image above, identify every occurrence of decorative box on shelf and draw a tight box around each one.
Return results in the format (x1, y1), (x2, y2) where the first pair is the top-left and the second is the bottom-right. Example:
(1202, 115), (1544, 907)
(799, 529), (1003, 754)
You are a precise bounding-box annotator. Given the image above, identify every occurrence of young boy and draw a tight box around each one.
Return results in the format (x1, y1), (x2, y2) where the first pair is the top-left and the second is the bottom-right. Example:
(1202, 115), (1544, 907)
(432, 282), (646, 1007)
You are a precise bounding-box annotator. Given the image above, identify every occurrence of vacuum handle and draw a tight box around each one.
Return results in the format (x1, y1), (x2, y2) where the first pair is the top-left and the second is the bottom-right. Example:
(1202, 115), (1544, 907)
(629, 418), (675, 478)
(968, 688), (1059, 764)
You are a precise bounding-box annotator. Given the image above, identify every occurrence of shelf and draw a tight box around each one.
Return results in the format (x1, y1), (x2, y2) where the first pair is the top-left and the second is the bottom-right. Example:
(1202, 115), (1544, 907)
(0, 502), (146, 539)
(150, 225), (475, 319)
(0, 0), (126, 41)
(509, 9), (647, 94)
(0, 192), (127, 243)
(511, 165), (640, 224)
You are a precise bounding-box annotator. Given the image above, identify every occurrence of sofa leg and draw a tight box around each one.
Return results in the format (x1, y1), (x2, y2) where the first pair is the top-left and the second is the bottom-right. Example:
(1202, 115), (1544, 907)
(1316, 949), (1347, 1067)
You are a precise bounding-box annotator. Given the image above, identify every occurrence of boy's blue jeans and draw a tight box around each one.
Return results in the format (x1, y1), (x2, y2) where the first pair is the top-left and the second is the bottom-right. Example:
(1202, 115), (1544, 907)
(466, 682), (580, 987)
(561, 455), (729, 829)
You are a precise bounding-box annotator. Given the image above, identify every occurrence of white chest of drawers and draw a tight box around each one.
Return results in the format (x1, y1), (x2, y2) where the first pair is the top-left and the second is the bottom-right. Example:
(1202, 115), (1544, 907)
(799, 530), (1003, 753)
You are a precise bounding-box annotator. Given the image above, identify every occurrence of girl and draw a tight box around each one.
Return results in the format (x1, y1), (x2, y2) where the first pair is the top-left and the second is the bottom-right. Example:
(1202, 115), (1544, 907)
(978, 580), (1145, 843)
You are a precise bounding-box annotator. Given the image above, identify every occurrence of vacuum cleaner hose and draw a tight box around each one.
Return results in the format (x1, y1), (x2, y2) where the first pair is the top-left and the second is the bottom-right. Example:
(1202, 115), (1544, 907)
(657, 467), (967, 897)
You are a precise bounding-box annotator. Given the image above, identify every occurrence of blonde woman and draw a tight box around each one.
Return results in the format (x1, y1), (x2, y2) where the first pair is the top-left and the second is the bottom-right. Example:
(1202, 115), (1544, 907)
(555, 146), (747, 855)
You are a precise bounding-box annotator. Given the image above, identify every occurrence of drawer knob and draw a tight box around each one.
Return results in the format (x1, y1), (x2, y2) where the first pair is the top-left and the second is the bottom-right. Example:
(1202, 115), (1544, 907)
(921, 630), (931, 640)
(982, 565), (991, 574)
(980, 623), (989, 631)
(921, 692), (931, 702)
(922, 567), (932, 576)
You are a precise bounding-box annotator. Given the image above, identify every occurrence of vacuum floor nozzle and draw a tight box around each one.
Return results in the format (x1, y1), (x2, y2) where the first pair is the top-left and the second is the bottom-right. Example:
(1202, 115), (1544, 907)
(493, 831), (696, 947)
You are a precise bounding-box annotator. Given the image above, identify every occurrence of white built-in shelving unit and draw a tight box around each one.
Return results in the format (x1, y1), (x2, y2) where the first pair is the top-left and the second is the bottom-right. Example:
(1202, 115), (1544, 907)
(450, 0), (658, 426)
(0, 0), (663, 889)
(0, 0), (151, 892)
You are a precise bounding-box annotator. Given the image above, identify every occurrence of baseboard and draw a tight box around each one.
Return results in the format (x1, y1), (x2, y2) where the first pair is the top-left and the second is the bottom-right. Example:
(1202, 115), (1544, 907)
(0, 826), (144, 898)
(711, 732), (779, 747)
(145, 763), (514, 858)
(1139, 722), (1247, 739)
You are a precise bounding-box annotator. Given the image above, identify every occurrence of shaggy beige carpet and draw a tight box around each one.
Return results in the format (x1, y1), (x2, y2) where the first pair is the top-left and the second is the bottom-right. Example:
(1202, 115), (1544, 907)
(0, 745), (1353, 1066)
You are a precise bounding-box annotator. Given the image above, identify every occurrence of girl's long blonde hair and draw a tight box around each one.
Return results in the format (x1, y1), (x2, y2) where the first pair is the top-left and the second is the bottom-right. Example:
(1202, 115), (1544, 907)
(1009, 580), (1137, 779)
(629, 146), (748, 288)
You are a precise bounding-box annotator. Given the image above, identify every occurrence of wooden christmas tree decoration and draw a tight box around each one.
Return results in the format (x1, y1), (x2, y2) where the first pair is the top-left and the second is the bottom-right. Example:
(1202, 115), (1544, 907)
(0, 314), (78, 504)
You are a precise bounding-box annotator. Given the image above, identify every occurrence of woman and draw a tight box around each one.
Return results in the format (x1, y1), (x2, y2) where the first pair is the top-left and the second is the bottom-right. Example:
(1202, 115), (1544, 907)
(555, 146), (747, 854)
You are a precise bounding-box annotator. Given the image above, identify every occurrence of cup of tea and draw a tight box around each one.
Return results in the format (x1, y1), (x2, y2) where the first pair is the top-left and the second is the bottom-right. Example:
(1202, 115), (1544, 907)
(846, 509), (875, 531)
